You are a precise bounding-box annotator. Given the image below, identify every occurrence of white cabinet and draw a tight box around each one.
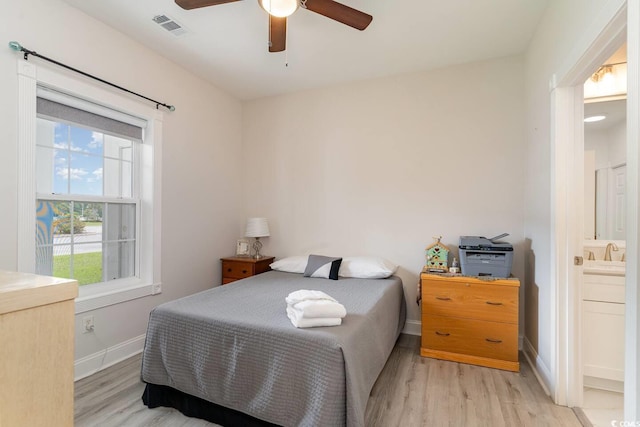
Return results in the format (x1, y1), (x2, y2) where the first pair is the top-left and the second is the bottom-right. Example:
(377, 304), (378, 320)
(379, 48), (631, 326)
(583, 300), (625, 385)
(583, 273), (625, 303)
(0, 270), (78, 426)
(582, 272), (625, 391)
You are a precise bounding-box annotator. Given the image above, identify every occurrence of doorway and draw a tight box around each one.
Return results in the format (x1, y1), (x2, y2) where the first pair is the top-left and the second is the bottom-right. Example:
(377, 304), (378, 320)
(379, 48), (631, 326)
(551, 1), (640, 422)
(582, 52), (627, 422)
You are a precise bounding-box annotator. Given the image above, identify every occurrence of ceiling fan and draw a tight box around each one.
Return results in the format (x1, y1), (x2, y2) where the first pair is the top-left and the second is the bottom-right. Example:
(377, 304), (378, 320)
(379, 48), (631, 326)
(174, 0), (373, 53)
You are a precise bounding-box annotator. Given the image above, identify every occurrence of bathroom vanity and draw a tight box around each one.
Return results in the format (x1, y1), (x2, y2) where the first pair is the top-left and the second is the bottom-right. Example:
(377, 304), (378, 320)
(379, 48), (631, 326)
(582, 256), (625, 392)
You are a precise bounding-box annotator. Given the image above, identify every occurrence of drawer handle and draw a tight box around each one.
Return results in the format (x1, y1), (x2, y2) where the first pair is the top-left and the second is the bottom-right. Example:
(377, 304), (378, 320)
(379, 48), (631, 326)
(242, 270), (247, 274)
(227, 268), (232, 272)
(435, 331), (450, 337)
(485, 338), (503, 344)
(435, 296), (452, 301)
(486, 301), (503, 306)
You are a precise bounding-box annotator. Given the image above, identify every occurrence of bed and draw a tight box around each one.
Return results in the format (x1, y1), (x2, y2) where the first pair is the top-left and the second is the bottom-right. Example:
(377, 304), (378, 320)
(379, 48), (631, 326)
(141, 269), (406, 427)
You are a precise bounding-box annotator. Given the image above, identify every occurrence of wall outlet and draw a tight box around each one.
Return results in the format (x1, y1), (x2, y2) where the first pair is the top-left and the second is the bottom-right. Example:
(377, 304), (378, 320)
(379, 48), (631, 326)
(83, 315), (94, 333)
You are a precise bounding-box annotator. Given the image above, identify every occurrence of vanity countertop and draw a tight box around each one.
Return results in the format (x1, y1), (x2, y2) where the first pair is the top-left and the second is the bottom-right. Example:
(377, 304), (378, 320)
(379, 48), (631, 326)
(583, 260), (625, 276)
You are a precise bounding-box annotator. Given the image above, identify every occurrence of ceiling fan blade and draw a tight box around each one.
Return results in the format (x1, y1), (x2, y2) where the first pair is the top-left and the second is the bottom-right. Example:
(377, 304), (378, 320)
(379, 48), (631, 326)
(175, 0), (241, 10)
(303, 0), (372, 30)
(269, 15), (287, 52)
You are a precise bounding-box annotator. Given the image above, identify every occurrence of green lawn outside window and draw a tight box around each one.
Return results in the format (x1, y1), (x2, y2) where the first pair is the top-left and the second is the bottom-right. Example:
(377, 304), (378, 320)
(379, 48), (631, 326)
(53, 252), (102, 286)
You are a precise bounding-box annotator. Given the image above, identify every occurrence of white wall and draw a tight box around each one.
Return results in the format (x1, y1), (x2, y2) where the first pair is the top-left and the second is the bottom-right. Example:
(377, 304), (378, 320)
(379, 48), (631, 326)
(523, 0), (626, 394)
(609, 118), (627, 166)
(0, 0), (243, 375)
(585, 120), (627, 169)
(242, 56), (526, 327)
(585, 129), (612, 170)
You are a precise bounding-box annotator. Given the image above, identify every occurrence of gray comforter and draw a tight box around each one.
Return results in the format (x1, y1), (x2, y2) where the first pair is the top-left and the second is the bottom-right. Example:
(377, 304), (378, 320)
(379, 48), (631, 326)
(141, 270), (406, 427)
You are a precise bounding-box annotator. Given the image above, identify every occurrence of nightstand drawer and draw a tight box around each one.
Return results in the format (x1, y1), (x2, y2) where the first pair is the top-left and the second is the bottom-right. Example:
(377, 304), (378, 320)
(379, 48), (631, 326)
(422, 314), (518, 362)
(422, 278), (518, 323)
(222, 261), (253, 279)
(220, 256), (274, 285)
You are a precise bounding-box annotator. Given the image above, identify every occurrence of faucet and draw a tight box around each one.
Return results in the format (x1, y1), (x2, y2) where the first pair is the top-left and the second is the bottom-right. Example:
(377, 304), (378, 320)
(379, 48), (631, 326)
(604, 242), (619, 261)
(586, 250), (595, 260)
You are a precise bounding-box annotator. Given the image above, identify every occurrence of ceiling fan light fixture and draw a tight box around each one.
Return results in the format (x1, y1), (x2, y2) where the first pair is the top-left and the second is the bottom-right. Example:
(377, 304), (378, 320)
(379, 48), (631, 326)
(259, 0), (298, 17)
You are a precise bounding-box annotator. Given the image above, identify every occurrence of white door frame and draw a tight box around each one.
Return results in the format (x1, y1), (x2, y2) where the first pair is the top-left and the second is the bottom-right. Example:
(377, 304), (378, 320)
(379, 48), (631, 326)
(624, 0), (640, 420)
(549, 0), (629, 410)
(550, 82), (587, 408)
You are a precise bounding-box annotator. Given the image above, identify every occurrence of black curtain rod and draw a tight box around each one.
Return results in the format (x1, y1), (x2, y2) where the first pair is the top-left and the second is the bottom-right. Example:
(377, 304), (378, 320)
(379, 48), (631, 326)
(8, 41), (175, 112)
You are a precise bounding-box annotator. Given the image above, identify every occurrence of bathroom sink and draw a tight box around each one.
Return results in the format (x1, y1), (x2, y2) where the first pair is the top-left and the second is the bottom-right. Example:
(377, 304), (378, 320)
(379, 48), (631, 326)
(583, 260), (626, 276)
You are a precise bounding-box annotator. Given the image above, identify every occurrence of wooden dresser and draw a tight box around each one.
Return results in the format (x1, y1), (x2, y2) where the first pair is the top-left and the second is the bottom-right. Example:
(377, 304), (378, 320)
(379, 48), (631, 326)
(220, 256), (275, 284)
(0, 270), (78, 427)
(420, 273), (520, 372)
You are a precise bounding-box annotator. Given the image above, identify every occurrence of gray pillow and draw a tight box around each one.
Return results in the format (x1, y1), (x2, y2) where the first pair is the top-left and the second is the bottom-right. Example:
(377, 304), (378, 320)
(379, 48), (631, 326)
(303, 254), (342, 280)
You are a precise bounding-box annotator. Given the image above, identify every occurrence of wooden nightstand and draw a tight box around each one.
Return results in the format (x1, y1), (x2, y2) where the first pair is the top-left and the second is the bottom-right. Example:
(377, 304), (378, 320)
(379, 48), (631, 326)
(420, 273), (520, 372)
(220, 256), (275, 284)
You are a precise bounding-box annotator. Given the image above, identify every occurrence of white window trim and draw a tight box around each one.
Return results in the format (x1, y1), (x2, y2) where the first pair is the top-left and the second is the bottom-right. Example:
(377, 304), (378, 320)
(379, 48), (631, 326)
(17, 60), (162, 314)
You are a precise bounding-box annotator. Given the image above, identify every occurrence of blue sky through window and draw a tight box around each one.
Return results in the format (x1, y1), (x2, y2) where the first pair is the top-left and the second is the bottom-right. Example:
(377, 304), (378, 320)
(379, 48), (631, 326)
(54, 122), (104, 196)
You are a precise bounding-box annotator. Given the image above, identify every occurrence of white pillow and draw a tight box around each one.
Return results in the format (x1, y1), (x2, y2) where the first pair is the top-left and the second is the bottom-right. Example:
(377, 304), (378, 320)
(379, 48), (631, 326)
(339, 256), (398, 279)
(270, 256), (308, 274)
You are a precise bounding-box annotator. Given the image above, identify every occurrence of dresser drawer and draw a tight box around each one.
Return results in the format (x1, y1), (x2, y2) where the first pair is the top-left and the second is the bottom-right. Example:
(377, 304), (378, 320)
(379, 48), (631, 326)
(222, 261), (253, 280)
(422, 278), (518, 323)
(220, 256), (274, 286)
(422, 314), (518, 362)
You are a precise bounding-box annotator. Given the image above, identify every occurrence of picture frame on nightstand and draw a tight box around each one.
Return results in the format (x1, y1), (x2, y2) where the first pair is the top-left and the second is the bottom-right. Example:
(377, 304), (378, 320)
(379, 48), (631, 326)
(236, 239), (250, 257)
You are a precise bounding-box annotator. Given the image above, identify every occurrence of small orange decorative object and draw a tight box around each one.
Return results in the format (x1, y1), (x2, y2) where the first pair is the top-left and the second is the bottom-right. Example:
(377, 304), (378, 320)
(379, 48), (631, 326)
(425, 236), (449, 272)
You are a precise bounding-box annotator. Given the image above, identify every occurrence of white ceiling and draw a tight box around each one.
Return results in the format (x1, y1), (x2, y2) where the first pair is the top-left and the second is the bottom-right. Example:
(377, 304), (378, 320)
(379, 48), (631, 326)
(585, 99), (626, 132)
(62, 0), (550, 100)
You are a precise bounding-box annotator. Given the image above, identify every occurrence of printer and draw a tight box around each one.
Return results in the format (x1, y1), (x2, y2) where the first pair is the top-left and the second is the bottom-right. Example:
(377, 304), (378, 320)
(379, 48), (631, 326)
(458, 233), (514, 278)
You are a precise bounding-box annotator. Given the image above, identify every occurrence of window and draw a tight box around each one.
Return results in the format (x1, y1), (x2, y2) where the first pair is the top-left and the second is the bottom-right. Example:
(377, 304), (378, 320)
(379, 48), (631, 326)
(35, 104), (139, 285)
(17, 62), (162, 313)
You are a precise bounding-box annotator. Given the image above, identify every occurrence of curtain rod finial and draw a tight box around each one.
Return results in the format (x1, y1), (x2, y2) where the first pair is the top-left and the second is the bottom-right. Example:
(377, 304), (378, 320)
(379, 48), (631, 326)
(168, 105), (176, 112)
(8, 41), (22, 52)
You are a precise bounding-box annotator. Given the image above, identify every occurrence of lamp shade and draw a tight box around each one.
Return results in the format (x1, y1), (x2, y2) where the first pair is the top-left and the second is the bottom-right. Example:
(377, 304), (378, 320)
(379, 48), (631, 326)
(245, 218), (270, 238)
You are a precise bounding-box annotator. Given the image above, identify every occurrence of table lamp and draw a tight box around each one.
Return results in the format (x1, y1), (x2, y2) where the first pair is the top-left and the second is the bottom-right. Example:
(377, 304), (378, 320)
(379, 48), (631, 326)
(245, 218), (270, 259)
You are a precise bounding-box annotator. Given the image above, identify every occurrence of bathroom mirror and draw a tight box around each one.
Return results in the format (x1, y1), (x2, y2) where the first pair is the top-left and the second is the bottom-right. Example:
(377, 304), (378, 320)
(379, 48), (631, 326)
(584, 98), (626, 240)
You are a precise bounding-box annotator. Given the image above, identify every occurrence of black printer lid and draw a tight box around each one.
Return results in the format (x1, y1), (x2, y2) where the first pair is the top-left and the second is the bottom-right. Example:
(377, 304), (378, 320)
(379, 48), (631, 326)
(459, 234), (513, 251)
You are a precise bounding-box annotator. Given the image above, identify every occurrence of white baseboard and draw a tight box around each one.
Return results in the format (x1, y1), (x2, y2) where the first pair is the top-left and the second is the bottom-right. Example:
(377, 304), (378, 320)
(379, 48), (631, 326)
(583, 364), (624, 383)
(74, 334), (146, 381)
(402, 319), (421, 336)
(584, 375), (624, 393)
(523, 336), (553, 397)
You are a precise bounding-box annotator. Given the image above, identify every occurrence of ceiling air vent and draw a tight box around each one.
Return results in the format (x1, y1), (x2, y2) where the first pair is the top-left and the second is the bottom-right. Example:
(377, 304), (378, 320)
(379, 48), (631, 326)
(152, 14), (187, 36)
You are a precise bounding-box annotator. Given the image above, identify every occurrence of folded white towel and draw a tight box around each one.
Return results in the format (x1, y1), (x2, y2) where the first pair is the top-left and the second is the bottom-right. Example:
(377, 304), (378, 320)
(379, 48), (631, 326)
(286, 307), (342, 328)
(289, 299), (347, 319)
(285, 290), (337, 305)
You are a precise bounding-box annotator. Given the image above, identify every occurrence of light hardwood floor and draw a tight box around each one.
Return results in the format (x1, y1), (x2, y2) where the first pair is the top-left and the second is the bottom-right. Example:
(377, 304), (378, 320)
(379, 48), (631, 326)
(75, 334), (583, 426)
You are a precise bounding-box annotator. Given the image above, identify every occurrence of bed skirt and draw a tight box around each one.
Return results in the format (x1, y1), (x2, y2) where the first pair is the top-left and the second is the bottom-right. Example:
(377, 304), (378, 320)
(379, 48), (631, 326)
(142, 383), (280, 427)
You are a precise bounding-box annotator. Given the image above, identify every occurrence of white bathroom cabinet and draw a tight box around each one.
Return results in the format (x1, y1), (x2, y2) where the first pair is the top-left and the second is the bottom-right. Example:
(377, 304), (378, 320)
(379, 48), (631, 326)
(582, 273), (625, 391)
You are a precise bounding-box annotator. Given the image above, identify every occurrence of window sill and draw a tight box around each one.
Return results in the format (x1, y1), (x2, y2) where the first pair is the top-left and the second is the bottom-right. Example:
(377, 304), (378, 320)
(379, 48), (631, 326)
(75, 279), (161, 314)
